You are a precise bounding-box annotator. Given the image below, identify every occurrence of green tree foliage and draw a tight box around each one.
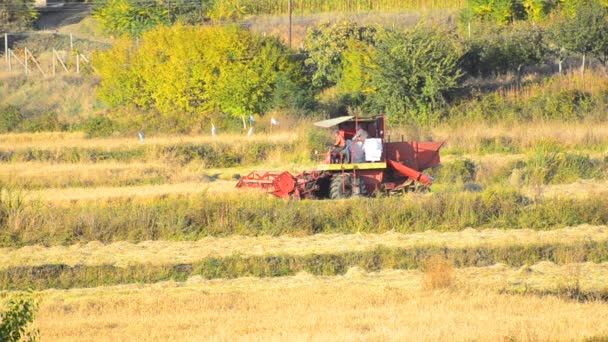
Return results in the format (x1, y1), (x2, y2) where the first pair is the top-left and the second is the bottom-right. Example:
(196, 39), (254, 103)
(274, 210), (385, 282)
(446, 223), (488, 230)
(94, 0), (210, 37)
(0, 106), (22, 133)
(550, 1), (608, 67)
(462, 0), (525, 24)
(523, 0), (554, 21)
(336, 39), (377, 107)
(94, 25), (306, 129)
(0, 0), (38, 32)
(206, 0), (248, 22)
(0, 294), (39, 342)
(303, 21), (378, 89)
(365, 25), (464, 125)
(464, 23), (548, 76)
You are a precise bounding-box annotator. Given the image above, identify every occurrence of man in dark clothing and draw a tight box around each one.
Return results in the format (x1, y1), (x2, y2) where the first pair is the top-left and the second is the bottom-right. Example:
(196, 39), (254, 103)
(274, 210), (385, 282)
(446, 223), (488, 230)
(330, 130), (346, 163)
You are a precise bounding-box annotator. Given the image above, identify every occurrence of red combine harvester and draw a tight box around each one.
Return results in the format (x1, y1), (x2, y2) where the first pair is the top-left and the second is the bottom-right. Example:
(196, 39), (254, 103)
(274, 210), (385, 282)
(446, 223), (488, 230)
(236, 115), (444, 199)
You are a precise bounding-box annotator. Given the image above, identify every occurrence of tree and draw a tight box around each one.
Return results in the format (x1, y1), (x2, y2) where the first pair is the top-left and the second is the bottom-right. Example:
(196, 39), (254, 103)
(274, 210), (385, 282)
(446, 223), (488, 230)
(464, 23), (548, 77)
(94, 0), (211, 38)
(550, 1), (608, 72)
(94, 25), (306, 130)
(0, 0), (38, 32)
(335, 39), (377, 108)
(523, 0), (555, 21)
(303, 21), (378, 90)
(462, 0), (526, 25)
(365, 25), (464, 125)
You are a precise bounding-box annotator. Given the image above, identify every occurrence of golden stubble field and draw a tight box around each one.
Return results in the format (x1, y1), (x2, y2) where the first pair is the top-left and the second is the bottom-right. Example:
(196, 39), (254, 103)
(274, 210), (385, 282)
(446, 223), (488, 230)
(33, 265), (608, 341)
(1, 123), (608, 341)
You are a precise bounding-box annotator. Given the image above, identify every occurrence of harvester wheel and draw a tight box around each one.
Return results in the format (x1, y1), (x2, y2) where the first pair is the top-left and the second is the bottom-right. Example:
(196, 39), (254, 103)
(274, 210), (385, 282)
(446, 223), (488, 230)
(329, 174), (368, 199)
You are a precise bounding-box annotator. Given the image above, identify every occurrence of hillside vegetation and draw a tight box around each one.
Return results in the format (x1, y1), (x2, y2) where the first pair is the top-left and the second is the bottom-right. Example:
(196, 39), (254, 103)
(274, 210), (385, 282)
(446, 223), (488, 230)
(1, 0), (607, 134)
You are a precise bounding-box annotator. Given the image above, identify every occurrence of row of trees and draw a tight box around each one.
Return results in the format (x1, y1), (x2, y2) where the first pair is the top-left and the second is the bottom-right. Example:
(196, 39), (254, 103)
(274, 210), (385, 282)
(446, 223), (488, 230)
(94, 0), (608, 38)
(462, 0), (605, 23)
(93, 0), (466, 38)
(95, 23), (464, 127)
(94, 1), (608, 129)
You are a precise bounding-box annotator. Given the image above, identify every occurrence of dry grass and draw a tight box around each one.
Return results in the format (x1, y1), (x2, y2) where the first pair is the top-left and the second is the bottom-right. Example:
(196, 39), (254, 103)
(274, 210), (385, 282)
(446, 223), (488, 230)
(22, 181), (239, 202)
(422, 255), (453, 290)
(0, 121), (605, 154)
(524, 179), (608, 199)
(0, 158), (319, 192)
(0, 131), (298, 151)
(26, 263), (608, 341)
(1, 225), (606, 269)
(0, 161), (183, 189)
(0, 74), (100, 123)
(432, 121), (608, 153)
(248, 9), (458, 47)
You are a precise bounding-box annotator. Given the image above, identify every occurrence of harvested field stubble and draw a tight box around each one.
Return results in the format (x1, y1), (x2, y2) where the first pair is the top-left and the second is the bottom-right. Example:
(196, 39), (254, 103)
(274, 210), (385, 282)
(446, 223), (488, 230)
(30, 264), (608, 341)
(1, 225), (606, 269)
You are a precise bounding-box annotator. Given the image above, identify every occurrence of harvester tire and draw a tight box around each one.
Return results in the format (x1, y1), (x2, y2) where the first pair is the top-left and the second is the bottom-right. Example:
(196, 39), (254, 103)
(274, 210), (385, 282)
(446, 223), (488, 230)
(329, 174), (367, 199)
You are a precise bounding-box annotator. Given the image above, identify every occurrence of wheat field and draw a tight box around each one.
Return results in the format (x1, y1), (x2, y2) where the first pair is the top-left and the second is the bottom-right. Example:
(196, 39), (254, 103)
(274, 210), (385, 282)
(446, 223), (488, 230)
(31, 264), (608, 341)
(1, 122), (608, 340)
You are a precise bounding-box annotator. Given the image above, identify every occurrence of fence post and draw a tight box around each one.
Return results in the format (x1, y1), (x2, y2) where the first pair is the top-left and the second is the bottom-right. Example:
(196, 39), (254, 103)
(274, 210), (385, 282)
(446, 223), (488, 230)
(25, 48), (29, 75)
(76, 53), (80, 74)
(70, 33), (73, 51)
(4, 33), (7, 69)
(288, 0), (292, 49)
(54, 49), (68, 73)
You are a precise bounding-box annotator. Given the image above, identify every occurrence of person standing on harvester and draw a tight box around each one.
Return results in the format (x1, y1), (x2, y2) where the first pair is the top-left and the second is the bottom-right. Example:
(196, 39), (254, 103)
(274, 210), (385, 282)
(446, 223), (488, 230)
(330, 130), (346, 163)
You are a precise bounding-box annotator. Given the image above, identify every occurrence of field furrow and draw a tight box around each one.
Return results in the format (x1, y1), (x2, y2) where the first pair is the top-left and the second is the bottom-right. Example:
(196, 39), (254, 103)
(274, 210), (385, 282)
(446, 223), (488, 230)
(1, 225), (607, 268)
(4, 238), (608, 290)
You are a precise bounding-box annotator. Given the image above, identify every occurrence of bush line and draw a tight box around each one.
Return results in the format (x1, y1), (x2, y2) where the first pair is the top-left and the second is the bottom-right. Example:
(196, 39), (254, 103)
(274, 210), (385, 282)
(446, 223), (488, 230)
(2, 190), (608, 247)
(2, 241), (608, 290)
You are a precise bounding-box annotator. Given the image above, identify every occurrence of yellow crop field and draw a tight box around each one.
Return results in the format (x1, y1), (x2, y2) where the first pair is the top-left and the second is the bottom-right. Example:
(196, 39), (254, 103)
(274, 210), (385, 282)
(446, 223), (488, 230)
(1, 120), (608, 340)
(31, 264), (608, 341)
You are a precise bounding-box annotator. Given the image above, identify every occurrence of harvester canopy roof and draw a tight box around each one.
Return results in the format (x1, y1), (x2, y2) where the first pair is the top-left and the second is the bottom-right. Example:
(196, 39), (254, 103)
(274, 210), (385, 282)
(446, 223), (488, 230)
(313, 115), (382, 128)
(313, 116), (354, 128)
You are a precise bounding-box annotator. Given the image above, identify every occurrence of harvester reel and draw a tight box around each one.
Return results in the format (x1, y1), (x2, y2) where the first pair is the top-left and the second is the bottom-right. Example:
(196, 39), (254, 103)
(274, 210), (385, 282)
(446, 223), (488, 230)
(329, 174), (368, 199)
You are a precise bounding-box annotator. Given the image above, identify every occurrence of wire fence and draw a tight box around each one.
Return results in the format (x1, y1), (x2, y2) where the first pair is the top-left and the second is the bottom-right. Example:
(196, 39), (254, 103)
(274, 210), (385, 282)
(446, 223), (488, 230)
(1, 31), (106, 75)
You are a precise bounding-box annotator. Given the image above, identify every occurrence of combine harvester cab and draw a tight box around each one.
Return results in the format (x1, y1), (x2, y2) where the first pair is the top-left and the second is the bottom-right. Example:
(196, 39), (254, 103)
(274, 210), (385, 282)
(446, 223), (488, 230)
(236, 115), (444, 200)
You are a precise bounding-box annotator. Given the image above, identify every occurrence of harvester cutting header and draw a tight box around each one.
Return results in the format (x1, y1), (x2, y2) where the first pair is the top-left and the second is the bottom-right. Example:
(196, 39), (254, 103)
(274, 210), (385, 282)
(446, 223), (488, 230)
(236, 115), (444, 199)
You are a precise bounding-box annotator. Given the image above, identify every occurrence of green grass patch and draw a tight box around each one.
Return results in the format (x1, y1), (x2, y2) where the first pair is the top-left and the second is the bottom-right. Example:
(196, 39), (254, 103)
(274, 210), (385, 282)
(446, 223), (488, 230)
(2, 189), (608, 247)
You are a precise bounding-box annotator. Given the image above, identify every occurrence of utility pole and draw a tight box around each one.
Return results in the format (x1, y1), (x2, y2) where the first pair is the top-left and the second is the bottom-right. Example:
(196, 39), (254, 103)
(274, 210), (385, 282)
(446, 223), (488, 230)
(288, 0), (293, 49)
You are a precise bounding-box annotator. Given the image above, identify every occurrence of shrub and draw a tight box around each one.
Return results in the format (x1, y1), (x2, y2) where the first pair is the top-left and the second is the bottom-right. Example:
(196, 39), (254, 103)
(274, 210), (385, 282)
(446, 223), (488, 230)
(83, 115), (116, 138)
(18, 112), (63, 132)
(0, 294), (39, 342)
(0, 0), (38, 32)
(0, 106), (22, 133)
(519, 140), (605, 185)
(430, 158), (477, 184)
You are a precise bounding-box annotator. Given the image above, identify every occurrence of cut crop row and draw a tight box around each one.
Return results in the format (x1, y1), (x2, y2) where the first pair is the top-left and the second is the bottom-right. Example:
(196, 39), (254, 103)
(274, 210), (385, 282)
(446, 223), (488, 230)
(3, 241), (608, 290)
